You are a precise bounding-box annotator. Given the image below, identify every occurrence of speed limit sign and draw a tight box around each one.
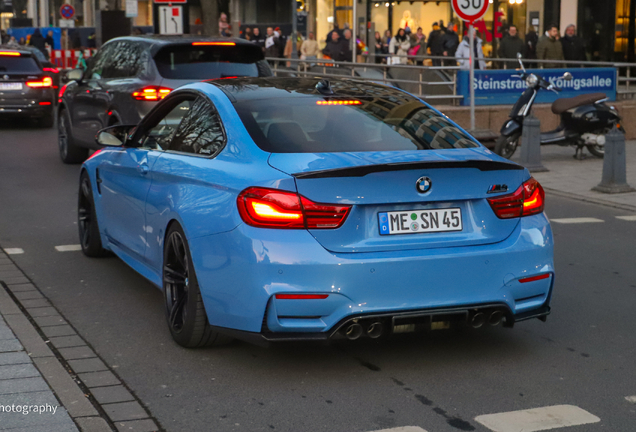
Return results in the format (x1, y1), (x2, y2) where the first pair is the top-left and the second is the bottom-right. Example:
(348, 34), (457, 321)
(451, 0), (489, 23)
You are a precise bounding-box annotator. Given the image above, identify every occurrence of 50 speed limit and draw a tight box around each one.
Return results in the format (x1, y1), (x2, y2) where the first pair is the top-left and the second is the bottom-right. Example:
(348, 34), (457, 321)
(451, 0), (489, 23)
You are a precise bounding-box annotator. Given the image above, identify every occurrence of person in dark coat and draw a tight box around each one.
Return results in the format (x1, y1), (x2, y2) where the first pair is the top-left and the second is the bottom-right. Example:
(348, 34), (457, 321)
(264, 27), (280, 64)
(561, 24), (587, 66)
(427, 22), (444, 66)
(44, 30), (55, 49)
(525, 27), (539, 68)
(322, 31), (349, 62)
(498, 25), (525, 68)
(442, 23), (459, 67)
(29, 29), (48, 58)
(252, 28), (265, 50)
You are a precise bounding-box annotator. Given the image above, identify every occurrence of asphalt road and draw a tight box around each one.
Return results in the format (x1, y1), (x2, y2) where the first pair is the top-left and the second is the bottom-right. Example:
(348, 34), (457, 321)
(1, 119), (635, 432)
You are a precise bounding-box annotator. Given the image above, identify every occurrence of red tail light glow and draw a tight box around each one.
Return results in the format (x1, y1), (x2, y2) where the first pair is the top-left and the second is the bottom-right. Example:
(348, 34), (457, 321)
(132, 86), (172, 101)
(519, 273), (551, 283)
(275, 294), (330, 300)
(58, 82), (69, 101)
(316, 100), (362, 105)
(237, 187), (351, 229)
(38, 101), (52, 105)
(26, 76), (53, 88)
(0, 51), (20, 56)
(488, 178), (545, 219)
(192, 42), (236, 46)
(43, 67), (59, 73)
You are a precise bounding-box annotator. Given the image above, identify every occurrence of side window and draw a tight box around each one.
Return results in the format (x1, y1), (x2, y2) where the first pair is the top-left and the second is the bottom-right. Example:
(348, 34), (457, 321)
(101, 41), (144, 79)
(167, 97), (226, 157)
(137, 99), (194, 150)
(85, 44), (115, 80)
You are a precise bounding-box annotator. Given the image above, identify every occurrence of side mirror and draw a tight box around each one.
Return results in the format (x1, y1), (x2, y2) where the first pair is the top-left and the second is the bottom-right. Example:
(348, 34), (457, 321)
(95, 125), (137, 147)
(65, 68), (84, 82)
(561, 72), (573, 81)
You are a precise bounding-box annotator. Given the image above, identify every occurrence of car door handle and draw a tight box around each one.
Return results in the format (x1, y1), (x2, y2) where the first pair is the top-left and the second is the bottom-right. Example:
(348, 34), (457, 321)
(137, 164), (149, 175)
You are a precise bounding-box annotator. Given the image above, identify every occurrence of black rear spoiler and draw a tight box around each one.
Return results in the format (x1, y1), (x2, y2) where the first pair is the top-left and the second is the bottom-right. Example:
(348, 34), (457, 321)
(293, 160), (524, 179)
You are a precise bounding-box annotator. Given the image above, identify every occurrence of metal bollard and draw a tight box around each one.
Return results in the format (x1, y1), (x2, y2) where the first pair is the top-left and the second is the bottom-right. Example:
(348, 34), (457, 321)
(592, 127), (636, 194)
(519, 114), (548, 173)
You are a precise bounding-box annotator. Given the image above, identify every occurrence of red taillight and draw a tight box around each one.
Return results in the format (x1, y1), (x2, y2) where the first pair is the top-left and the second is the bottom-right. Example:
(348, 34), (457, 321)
(519, 273), (551, 283)
(192, 42), (236, 46)
(0, 51), (20, 56)
(39, 101), (51, 105)
(26, 76), (53, 88)
(43, 67), (59, 73)
(237, 187), (351, 229)
(132, 86), (172, 101)
(488, 178), (545, 219)
(275, 294), (330, 300)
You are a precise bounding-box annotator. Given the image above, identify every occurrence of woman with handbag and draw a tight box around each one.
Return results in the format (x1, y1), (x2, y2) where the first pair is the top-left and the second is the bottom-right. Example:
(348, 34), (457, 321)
(389, 28), (411, 65)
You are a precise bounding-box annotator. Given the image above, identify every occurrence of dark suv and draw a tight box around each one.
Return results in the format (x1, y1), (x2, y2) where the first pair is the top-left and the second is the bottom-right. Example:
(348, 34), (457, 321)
(0, 47), (56, 127)
(57, 35), (272, 163)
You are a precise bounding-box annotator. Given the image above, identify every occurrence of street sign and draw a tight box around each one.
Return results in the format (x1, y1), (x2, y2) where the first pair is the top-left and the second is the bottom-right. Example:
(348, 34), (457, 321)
(126, 0), (138, 18)
(59, 3), (75, 20)
(451, 0), (489, 24)
(159, 6), (183, 35)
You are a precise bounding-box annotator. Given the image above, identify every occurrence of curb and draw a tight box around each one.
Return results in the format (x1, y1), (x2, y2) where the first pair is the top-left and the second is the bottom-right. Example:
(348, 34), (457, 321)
(544, 187), (636, 213)
(0, 251), (163, 432)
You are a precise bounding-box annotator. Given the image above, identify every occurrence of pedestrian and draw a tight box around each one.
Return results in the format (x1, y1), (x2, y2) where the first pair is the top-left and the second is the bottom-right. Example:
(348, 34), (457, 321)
(18, 37), (26, 46)
(242, 27), (252, 41)
(525, 26), (539, 68)
(341, 29), (355, 62)
(381, 29), (392, 63)
(252, 28), (265, 50)
(218, 13), (230, 37)
(322, 31), (346, 61)
(264, 27), (281, 64)
(456, 28), (486, 70)
(442, 22), (460, 67)
(498, 25), (525, 68)
(29, 29), (48, 59)
(326, 24), (340, 44)
(428, 22), (444, 66)
(389, 28), (410, 65)
(61, 29), (69, 51)
(409, 27), (426, 65)
(87, 33), (96, 49)
(301, 32), (319, 61)
(561, 24), (586, 66)
(0, 30), (7, 44)
(45, 30), (55, 50)
(373, 31), (383, 64)
(536, 24), (564, 68)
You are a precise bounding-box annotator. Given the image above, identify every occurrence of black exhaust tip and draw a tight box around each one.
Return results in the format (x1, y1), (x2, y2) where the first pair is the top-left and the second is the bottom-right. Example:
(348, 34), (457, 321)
(489, 311), (504, 326)
(344, 323), (363, 340)
(366, 322), (384, 339)
(471, 312), (486, 329)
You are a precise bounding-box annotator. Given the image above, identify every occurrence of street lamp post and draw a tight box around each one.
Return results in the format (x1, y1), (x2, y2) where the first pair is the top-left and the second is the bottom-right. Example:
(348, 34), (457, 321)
(292, 0), (298, 60)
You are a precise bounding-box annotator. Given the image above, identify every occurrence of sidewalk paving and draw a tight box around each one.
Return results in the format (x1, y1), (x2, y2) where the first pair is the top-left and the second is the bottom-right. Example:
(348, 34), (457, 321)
(511, 141), (636, 211)
(0, 250), (160, 432)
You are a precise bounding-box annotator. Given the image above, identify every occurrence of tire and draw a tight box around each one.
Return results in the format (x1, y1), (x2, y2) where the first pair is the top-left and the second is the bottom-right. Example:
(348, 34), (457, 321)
(494, 133), (521, 159)
(58, 109), (88, 164)
(78, 172), (110, 258)
(586, 144), (605, 159)
(39, 109), (54, 128)
(163, 224), (232, 348)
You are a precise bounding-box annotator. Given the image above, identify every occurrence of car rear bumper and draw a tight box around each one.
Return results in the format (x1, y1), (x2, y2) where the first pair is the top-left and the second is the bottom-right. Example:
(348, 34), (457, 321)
(189, 213), (554, 336)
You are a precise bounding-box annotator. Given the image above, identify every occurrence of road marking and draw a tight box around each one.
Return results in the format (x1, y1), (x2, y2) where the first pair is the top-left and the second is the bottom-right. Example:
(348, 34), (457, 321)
(616, 215), (636, 221)
(367, 428), (427, 432)
(626, 396), (636, 403)
(475, 405), (600, 432)
(3, 248), (24, 255)
(551, 218), (605, 224)
(54, 245), (82, 252)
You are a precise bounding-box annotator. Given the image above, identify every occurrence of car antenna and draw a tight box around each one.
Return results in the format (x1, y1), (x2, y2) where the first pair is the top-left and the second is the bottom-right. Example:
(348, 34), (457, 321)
(316, 79), (335, 95)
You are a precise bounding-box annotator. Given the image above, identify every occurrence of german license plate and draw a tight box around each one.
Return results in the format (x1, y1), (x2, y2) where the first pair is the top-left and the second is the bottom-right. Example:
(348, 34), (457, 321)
(379, 208), (463, 235)
(0, 83), (22, 91)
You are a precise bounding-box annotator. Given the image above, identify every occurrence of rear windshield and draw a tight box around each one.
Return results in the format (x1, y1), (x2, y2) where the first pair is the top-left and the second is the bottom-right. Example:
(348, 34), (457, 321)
(0, 56), (40, 73)
(235, 97), (479, 153)
(154, 44), (270, 80)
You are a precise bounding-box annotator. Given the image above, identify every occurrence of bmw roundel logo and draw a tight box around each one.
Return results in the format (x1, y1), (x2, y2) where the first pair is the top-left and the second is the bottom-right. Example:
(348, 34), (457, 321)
(416, 176), (432, 193)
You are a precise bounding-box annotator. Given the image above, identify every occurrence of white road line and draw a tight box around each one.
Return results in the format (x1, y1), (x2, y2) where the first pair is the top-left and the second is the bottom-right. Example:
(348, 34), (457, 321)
(367, 428), (427, 432)
(616, 215), (636, 221)
(3, 248), (24, 255)
(551, 218), (605, 224)
(54, 245), (82, 252)
(475, 405), (600, 432)
(626, 396), (636, 403)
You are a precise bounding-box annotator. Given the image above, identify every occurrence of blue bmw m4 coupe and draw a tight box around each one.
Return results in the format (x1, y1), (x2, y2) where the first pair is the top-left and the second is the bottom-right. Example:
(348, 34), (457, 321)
(78, 77), (554, 348)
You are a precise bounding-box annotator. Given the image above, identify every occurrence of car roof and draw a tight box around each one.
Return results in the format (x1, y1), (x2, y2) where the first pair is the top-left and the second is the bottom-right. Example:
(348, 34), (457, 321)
(206, 77), (417, 103)
(105, 35), (254, 48)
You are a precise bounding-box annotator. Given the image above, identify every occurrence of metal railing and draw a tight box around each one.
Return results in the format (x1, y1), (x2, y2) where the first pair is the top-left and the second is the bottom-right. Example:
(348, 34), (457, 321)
(266, 54), (636, 105)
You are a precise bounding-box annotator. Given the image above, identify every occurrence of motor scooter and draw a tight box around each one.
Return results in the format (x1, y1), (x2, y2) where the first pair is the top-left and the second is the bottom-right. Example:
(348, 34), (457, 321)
(495, 55), (623, 159)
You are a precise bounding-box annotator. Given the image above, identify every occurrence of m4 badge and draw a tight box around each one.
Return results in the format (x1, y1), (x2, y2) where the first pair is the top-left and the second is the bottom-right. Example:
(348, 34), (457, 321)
(488, 184), (508, 194)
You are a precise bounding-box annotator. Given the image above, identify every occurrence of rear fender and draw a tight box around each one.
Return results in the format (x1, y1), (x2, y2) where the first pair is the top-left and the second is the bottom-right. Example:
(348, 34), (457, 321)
(501, 119), (522, 137)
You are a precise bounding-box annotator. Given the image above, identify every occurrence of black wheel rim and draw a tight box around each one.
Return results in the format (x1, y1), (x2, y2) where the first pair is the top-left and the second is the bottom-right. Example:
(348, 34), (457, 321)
(501, 136), (519, 159)
(59, 115), (68, 158)
(78, 178), (92, 250)
(164, 232), (189, 333)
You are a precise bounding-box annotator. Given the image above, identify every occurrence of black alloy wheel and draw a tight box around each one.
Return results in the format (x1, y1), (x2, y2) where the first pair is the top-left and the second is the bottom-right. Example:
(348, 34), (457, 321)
(494, 133), (521, 159)
(78, 172), (109, 257)
(58, 109), (88, 164)
(163, 224), (232, 348)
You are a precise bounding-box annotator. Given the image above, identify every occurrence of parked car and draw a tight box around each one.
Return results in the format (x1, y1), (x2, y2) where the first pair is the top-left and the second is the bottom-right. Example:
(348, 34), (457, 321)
(58, 35), (272, 164)
(79, 77), (555, 348)
(0, 46), (56, 127)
